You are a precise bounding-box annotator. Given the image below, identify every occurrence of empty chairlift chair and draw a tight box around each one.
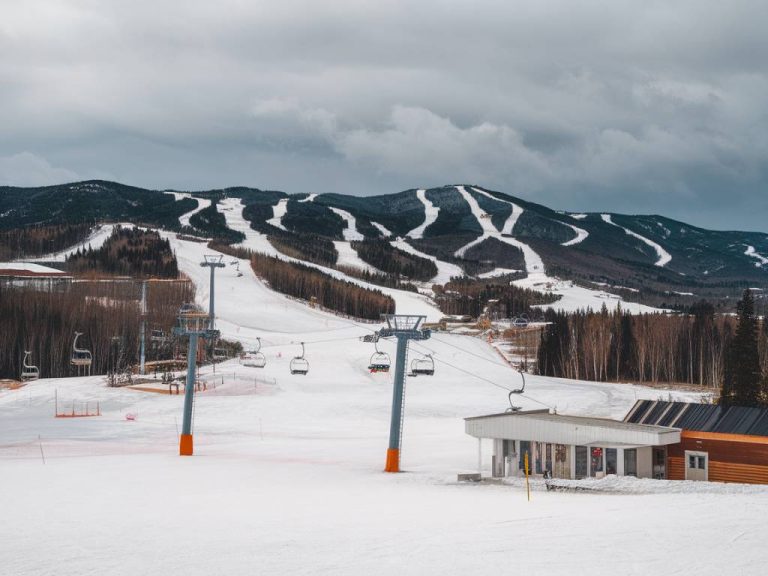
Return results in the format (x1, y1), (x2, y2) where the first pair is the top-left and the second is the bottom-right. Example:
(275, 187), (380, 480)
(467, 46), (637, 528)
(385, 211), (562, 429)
(409, 354), (435, 377)
(242, 338), (267, 368)
(70, 331), (93, 376)
(290, 342), (309, 376)
(505, 370), (526, 413)
(20, 350), (39, 381)
(368, 341), (391, 373)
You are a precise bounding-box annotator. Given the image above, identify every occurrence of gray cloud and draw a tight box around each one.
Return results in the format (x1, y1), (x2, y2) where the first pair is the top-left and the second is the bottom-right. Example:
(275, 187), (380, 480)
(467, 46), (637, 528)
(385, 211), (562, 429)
(1, 0), (766, 230)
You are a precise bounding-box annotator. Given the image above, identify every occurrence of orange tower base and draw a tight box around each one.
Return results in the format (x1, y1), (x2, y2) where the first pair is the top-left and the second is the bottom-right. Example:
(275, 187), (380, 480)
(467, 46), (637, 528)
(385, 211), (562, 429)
(385, 448), (400, 472)
(179, 434), (194, 456)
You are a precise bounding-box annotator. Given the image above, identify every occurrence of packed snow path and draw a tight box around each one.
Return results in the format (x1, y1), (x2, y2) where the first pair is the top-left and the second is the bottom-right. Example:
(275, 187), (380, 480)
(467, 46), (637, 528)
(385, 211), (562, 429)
(266, 198), (289, 231)
(2, 336), (755, 576)
(371, 221), (392, 237)
(454, 186), (545, 276)
(298, 193), (317, 203)
(329, 207), (365, 241)
(169, 192), (212, 228)
(407, 189), (439, 239)
(561, 222), (589, 246)
(601, 214), (672, 267)
(213, 198), (442, 322)
(745, 245), (768, 268)
(391, 237), (464, 285)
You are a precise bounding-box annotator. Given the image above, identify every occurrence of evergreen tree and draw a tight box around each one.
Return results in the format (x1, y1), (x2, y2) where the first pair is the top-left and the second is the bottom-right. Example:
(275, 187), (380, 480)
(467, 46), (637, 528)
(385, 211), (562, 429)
(721, 289), (762, 407)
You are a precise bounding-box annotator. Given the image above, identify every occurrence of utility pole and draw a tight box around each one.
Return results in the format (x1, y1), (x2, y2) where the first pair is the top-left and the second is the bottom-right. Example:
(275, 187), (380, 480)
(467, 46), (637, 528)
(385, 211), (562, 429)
(173, 305), (219, 456)
(378, 314), (431, 473)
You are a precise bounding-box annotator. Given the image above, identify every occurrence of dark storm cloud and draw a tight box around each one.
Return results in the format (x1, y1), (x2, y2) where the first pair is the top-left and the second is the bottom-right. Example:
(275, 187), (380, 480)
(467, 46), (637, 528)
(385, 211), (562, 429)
(1, 0), (766, 230)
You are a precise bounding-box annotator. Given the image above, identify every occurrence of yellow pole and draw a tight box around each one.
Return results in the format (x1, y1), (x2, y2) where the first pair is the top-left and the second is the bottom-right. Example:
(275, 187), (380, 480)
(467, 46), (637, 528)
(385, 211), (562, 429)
(524, 451), (531, 501)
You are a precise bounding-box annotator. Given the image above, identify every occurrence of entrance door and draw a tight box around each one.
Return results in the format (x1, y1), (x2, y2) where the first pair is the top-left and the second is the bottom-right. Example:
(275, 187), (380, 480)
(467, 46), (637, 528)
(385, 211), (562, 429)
(685, 451), (708, 481)
(624, 448), (637, 477)
(652, 447), (667, 479)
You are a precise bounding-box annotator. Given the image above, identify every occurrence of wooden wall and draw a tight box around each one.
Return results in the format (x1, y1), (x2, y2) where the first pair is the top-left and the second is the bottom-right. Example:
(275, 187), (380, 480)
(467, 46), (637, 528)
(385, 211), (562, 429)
(667, 431), (768, 484)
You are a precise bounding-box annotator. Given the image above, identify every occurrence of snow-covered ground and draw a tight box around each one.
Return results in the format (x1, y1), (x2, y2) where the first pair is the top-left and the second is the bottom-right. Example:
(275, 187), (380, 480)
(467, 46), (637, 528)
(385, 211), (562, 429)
(169, 192), (211, 229)
(407, 189), (439, 239)
(334, 241), (377, 272)
(745, 245), (768, 267)
(196, 199), (442, 322)
(329, 207), (364, 241)
(392, 237), (464, 285)
(24, 223), (121, 262)
(371, 221), (392, 237)
(601, 214), (672, 267)
(3, 201), (764, 575)
(561, 221), (589, 246)
(3, 329), (762, 576)
(266, 198), (289, 231)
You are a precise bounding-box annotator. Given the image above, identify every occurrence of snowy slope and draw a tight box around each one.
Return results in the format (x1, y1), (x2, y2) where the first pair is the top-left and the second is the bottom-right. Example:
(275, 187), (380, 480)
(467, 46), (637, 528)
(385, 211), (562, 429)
(454, 185), (545, 276)
(335, 241), (378, 272)
(745, 245), (768, 267)
(561, 222), (589, 246)
(266, 198), (289, 231)
(329, 207), (365, 241)
(371, 221), (392, 237)
(171, 192), (211, 228)
(24, 223), (121, 262)
(391, 237), (464, 285)
(407, 189), (439, 239)
(211, 199), (442, 321)
(601, 214), (672, 267)
(4, 329), (759, 576)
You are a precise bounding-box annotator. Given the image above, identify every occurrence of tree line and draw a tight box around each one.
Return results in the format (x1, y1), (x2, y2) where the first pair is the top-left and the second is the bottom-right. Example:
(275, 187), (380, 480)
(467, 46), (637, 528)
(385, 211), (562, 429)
(0, 280), (193, 379)
(434, 278), (559, 318)
(537, 294), (768, 402)
(0, 223), (92, 260)
(66, 226), (179, 278)
(351, 239), (438, 282)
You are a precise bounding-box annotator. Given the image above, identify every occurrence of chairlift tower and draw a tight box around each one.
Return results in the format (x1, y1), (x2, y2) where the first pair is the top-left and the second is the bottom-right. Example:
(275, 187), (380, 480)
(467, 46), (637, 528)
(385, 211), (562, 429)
(200, 255), (226, 331)
(378, 314), (431, 473)
(173, 305), (219, 456)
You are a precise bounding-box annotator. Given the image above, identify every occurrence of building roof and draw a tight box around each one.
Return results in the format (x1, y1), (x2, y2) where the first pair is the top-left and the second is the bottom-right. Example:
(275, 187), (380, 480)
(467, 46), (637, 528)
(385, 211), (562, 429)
(465, 409), (681, 447)
(0, 262), (70, 277)
(624, 400), (768, 437)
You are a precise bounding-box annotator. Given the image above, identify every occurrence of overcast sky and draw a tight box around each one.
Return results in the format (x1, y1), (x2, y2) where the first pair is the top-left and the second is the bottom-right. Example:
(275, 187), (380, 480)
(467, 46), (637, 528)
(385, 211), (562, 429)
(1, 1), (767, 231)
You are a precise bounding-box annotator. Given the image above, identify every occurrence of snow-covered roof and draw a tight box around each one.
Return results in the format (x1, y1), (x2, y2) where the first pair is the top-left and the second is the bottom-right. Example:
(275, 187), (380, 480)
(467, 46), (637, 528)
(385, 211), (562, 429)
(465, 409), (681, 447)
(0, 262), (71, 277)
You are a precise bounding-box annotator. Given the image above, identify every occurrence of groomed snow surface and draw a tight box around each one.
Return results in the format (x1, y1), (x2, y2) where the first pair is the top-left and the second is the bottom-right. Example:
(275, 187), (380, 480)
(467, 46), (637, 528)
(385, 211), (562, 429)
(2, 334), (765, 576)
(3, 203), (766, 575)
(406, 189), (439, 239)
(601, 214), (672, 267)
(745, 245), (768, 267)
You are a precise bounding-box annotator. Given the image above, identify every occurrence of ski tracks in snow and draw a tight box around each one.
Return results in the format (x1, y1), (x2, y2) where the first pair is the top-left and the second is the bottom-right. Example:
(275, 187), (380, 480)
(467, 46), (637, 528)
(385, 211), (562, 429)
(267, 199), (289, 231)
(328, 207), (364, 241)
(601, 214), (672, 267)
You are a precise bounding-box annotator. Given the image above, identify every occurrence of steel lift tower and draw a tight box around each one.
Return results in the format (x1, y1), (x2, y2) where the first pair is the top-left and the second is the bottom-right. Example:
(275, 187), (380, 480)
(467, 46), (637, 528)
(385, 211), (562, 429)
(378, 314), (431, 472)
(201, 255), (226, 330)
(173, 304), (219, 456)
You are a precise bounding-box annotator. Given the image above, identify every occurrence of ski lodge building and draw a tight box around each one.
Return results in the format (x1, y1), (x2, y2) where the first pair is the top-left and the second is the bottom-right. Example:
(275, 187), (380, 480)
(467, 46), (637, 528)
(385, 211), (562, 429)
(465, 401), (768, 485)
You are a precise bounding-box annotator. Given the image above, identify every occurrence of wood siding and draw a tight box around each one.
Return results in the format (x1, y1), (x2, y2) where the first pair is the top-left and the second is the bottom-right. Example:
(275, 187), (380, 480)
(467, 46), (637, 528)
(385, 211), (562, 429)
(667, 431), (768, 484)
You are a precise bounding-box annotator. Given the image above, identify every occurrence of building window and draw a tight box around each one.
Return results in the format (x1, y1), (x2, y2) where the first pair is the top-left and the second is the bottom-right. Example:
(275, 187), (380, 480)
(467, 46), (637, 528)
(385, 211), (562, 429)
(606, 448), (617, 475)
(689, 455), (706, 470)
(575, 446), (588, 479)
(590, 447), (603, 476)
(624, 448), (637, 477)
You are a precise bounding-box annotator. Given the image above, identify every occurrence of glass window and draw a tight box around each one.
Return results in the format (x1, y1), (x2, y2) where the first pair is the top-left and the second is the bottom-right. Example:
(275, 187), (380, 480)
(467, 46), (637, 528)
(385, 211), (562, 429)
(535, 442), (543, 474)
(606, 448), (617, 475)
(689, 455), (696, 469)
(590, 447), (603, 476)
(698, 456), (706, 470)
(624, 448), (637, 476)
(575, 446), (588, 479)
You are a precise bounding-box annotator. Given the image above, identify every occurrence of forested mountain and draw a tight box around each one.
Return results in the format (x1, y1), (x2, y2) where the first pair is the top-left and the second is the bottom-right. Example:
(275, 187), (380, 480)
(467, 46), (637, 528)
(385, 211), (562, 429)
(2, 180), (767, 307)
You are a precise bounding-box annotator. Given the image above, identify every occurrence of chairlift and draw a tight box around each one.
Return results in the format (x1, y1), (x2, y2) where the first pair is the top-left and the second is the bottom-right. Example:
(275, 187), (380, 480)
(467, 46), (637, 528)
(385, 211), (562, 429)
(21, 350), (39, 381)
(409, 354), (435, 377)
(70, 331), (93, 371)
(290, 342), (309, 375)
(506, 370), (526, 412)
(242, 337), (267, 368)
(512, 314), (530, 328)
(368, 340), (391, 373)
